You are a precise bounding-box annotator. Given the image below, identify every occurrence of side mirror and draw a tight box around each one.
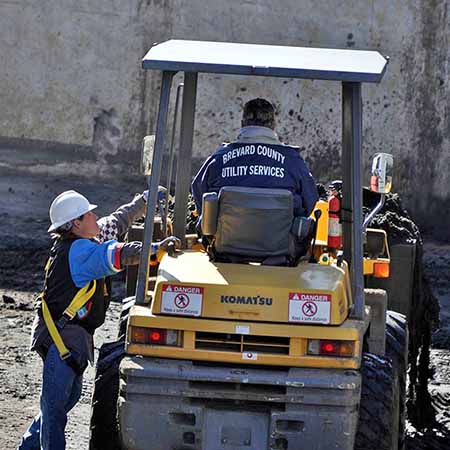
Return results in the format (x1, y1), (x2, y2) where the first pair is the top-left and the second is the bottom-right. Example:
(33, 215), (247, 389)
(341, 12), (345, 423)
(141, 135), (155, 176)
(370, 153), (393, 194)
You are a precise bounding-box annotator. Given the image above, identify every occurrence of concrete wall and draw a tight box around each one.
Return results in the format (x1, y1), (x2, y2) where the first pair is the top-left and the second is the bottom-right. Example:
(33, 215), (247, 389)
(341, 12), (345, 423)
(0, 0), (449, 238)
(0, 0), (172, 173)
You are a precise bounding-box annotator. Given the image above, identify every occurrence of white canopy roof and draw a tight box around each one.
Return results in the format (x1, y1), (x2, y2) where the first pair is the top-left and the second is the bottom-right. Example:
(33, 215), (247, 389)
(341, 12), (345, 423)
(142, 40), (388, 83)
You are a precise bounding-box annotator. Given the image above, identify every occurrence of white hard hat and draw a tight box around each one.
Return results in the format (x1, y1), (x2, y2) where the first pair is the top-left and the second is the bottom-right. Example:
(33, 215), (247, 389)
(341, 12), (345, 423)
(48, 190), (97, 232)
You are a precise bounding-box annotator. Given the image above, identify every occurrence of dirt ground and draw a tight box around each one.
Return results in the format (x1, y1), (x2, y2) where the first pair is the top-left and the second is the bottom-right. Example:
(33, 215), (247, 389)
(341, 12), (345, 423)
(0, 167), (449, 449)
(0, 168), (142, 450)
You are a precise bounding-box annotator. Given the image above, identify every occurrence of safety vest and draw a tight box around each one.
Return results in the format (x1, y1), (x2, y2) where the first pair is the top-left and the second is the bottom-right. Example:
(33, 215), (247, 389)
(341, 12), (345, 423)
(37, 237), (109, 372)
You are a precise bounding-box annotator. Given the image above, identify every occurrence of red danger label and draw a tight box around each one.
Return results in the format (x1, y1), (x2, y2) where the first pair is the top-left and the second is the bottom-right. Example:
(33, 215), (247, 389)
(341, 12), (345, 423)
(161, 284), (204, 316)
(288, 292), (331, 324)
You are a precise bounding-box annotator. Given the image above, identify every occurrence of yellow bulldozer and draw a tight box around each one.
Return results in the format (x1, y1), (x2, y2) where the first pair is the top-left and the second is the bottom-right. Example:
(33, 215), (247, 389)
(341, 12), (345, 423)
(90, 40), (409, 450)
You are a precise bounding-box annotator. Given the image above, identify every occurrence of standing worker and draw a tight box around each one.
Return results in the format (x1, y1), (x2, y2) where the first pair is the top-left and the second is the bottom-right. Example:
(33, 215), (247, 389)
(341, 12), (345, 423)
(192, 98), (318, 217)
(18, 190), (179, 449)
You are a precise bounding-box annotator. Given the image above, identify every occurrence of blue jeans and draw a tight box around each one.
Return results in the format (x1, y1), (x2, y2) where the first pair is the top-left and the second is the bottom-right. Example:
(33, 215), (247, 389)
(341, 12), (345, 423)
(18, 345), (83, 450)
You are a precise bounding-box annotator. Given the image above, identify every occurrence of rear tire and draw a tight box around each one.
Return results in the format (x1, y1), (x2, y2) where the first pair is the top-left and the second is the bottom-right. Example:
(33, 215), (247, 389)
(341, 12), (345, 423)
(386, 311), (408, 450)
(355, 352), (399, 450)
(89, 341), (125, 450)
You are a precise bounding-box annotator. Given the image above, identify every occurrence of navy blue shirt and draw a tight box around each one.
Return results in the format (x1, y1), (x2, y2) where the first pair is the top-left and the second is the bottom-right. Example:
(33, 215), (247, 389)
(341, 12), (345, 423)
(192, 139), (318, 217)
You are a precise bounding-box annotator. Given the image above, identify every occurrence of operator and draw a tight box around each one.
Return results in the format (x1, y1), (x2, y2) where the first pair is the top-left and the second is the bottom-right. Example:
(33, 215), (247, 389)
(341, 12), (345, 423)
(18, 190), (179, 450)
(192, 98), (318, 217)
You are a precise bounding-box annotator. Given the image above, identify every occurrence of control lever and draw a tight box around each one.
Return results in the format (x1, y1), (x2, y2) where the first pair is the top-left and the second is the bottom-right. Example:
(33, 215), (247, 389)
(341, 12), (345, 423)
(309, 209), (322, 263)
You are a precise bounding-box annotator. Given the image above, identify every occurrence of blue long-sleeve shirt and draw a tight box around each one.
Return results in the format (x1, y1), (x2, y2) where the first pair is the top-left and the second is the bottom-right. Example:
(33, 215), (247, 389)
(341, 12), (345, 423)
(69, 239), (121, 287)
(192, 127), (318, 217)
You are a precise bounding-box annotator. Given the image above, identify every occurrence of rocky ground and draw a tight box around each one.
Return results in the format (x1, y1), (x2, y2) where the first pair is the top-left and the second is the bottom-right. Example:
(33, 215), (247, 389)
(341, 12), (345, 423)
(0, 167), (449, 449)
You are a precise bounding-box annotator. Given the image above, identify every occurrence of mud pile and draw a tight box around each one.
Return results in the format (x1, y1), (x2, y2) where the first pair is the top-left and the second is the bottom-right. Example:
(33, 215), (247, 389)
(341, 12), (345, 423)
(364, 190), (440, 431)
(363, 191), (421, 245)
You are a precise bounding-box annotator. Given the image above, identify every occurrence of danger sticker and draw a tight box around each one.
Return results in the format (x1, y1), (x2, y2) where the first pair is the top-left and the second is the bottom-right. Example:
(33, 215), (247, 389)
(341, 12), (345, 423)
(288, 292), (331, 324)
(161, 284), (204, 316)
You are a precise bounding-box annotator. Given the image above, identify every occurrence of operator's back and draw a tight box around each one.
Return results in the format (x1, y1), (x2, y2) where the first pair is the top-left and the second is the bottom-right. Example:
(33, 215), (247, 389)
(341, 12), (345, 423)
(191, 98), (318, 217)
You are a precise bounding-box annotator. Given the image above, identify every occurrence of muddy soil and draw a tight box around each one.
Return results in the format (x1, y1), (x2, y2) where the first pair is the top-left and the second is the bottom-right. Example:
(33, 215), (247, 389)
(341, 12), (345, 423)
(405, 243), (450, 449)
(0, 168), (142, 449)
(0, 167), (449, 449)
(0, 289), (121, 450)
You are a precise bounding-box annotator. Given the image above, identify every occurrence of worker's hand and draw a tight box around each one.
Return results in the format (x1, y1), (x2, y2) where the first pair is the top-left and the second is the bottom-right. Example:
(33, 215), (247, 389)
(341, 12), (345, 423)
(158, 236), (181, 252)
(142, 186), (168, 204)
(120, 241), (142, 266)
(149, 236), (181, 265)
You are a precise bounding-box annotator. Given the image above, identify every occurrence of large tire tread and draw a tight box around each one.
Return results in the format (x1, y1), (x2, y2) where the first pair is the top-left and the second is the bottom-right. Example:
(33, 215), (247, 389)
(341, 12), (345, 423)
(89, 340), (125, 450)
(386, 310), (408, 450)
(355, 353), (397, 450)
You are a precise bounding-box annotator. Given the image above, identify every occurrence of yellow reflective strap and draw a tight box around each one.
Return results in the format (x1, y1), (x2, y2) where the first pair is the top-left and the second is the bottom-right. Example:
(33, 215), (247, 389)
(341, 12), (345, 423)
(63, 280), (97, 319)
(44, 257), (51, 273)
(41, 297), (70, 359)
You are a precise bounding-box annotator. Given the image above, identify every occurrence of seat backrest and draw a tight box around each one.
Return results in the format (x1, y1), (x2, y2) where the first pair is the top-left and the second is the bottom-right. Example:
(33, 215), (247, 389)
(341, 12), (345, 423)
(214, 186), (294, 258)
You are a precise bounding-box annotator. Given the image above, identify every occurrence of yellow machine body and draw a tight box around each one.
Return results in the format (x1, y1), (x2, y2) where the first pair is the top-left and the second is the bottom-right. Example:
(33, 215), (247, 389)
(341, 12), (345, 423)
(125, 250), (370, 370)
(152, 251), (351, 325)
(127, 304), (366, 369)
(125, 203), (387, 371)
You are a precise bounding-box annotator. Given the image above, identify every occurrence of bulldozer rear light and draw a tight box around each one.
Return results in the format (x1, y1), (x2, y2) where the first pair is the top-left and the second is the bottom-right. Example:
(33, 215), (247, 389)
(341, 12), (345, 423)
(307, 339), (354, 357)
(374, 262), (390, 278)
(150, 330), (163, 343)
(131, 327), (148, 344)
(321, 341), (338, 354)
(130, 326), (181, 346)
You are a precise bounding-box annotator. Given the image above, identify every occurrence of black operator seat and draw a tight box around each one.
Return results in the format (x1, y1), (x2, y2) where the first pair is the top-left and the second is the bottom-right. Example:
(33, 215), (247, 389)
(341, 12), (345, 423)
(201, 186), (313, 265)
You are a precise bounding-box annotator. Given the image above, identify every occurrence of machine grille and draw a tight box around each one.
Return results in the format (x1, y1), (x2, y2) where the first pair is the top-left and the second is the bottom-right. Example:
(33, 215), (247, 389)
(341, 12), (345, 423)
(195, 332), (290, 355)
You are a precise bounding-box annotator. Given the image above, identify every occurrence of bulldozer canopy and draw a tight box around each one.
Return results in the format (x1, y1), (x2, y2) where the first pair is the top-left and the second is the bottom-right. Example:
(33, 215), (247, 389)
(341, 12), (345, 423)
(142, 39), (388, 83)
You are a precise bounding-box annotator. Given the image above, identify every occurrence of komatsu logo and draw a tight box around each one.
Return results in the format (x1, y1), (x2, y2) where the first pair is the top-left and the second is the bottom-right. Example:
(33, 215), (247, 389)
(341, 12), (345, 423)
(220, 295), (273, 306)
